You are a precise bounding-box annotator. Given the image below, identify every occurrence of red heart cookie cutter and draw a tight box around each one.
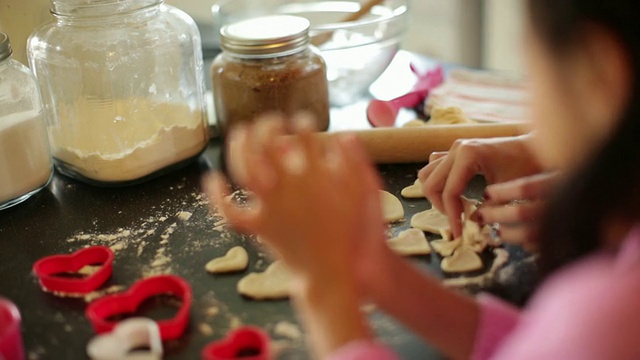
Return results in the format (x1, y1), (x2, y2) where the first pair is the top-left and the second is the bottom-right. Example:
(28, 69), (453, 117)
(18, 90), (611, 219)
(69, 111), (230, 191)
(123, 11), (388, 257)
(85, 275), (192, 341)
(201, 326), (269, 360)
(32, 246), (114, 294)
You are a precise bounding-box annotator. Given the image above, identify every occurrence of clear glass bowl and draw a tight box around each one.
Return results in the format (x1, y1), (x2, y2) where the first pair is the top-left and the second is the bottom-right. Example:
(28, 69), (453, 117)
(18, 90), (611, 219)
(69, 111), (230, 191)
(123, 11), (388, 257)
(212, 0), (409, 106)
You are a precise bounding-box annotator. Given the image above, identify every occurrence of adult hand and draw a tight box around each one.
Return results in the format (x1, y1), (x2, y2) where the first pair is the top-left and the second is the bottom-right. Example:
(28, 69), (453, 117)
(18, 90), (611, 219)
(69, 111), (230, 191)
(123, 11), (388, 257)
(476, 172), (558, 252)
(418, 134), (542, 237)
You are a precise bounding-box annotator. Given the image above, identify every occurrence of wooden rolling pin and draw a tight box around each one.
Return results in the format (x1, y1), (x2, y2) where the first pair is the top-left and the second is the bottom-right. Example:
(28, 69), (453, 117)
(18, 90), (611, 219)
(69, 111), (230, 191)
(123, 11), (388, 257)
(317, 123), (527, 163)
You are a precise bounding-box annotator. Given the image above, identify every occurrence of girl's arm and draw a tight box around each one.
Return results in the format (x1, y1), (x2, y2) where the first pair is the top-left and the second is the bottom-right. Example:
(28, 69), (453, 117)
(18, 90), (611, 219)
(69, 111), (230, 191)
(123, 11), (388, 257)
(365, 250), (481, 360)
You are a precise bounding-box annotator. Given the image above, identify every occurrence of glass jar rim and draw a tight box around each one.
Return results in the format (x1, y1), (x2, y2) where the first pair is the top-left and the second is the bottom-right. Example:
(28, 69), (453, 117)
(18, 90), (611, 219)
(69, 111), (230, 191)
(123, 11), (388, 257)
(51, 0), (161, 18)
(0, 33), (12, 62)
(220, 15), (310, 57)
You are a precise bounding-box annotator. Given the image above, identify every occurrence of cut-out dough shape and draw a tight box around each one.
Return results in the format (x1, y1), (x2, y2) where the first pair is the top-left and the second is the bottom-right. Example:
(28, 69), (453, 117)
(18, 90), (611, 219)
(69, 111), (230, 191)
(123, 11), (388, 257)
(443, 248), (509, 287)
(205, 246), (249, 274)
(430, 238), (461, 257)
(387, 229), (431, 256)
(237, 261), (292, 300)
(410, 208), (450, 234)
(441, 246), (483, 273)
(402, 119), (426, 128)
(380, 191), (404, 223)
(400, 179), (424, 199)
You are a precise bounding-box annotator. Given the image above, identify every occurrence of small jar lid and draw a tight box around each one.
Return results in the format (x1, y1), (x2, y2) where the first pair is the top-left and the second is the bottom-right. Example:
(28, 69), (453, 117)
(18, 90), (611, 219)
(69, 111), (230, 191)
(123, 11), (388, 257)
(220, 15), (310, 57)
(0, 33), (13, 62)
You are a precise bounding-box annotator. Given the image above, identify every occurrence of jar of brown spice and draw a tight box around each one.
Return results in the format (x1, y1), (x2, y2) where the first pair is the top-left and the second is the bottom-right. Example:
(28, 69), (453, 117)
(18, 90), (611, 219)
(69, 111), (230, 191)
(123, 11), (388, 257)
(212, 15), (330, 132)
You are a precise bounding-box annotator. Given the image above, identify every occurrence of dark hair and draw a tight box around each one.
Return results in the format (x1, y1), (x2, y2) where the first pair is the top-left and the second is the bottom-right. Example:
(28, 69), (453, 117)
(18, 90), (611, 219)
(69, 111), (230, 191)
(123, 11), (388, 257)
(529, 0), (640, 276)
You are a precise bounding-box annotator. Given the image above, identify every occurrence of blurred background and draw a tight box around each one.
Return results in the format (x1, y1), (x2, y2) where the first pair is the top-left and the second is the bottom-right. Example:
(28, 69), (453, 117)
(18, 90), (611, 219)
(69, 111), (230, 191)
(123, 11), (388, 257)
(163, 0), (526, 73)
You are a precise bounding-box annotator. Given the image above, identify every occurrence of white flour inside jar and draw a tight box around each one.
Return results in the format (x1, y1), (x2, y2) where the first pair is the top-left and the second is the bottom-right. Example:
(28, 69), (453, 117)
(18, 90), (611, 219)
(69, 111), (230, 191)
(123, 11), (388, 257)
(51, 98), (209, 182)
(0, 110), (52, 203)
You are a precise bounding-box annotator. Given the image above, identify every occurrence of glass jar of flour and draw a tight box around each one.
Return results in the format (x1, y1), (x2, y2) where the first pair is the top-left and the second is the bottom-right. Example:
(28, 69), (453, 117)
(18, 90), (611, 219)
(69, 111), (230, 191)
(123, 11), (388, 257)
(27, 0), (209, 186)
(0, 33), (53, 210)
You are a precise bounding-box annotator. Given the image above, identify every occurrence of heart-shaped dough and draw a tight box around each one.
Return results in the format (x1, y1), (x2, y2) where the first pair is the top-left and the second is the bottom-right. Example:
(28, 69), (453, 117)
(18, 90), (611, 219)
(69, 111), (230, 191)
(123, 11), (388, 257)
(206, 246), (249, 274)
(430, 237), (461, 257)
(400, 179), (424, 199)
(380, 191), (404, 223)
(237, 261), (292, 300)
(387, 229), (431, 256)
(85, 275), (192, 341)
(441, 246), (483, 273)
(87, 317), (162, 360)
(410, 208), (450, 234)
(201, 326), (269, 360)
(32, 246), (114, 295)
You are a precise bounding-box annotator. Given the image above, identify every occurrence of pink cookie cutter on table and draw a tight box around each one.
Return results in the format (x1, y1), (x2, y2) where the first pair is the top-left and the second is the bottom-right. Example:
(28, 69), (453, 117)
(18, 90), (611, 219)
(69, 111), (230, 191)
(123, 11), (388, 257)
(0, 297), (24, 360)
(201, 326), (270, 360)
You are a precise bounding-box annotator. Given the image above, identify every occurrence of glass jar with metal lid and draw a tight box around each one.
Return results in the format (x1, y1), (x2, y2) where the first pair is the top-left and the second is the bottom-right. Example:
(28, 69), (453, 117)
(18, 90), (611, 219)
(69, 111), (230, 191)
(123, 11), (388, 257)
(27, 0), (210, 186)
(0, 32), (53, 210)
(211, 15), (330, 132)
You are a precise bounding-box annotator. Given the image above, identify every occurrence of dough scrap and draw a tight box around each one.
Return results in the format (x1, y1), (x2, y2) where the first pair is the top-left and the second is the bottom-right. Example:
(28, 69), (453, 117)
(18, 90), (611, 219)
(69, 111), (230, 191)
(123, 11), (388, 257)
(380, 191), (404, 223)
(460, 197), (490, 253)
(400, 179), (424, 199)
(430, 237), (461, 257)
(410, 208), (450, 234)
(237, 261), (292, 300)
(443, 248), (509, 287)
(387, 228), (431, 256)
(402, 119), (426, 128)
(274, 321), (302, 340)
(205, 246), (249, 274)
(441, 246), (483, 273)
(427, 107), (476, 125)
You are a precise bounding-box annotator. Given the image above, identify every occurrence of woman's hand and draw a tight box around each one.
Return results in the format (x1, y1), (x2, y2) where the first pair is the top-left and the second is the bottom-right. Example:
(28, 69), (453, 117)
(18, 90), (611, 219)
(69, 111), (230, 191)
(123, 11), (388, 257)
(204, 113), (386, 356)
(477, 172), (558, 252)
(418, 134), (543, 237)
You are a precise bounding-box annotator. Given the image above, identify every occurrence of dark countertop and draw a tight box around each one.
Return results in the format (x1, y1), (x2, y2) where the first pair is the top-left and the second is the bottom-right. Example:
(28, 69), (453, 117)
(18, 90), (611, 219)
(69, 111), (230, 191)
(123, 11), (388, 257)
(0, 53), (535, 359)
(0, 139), (535, 359)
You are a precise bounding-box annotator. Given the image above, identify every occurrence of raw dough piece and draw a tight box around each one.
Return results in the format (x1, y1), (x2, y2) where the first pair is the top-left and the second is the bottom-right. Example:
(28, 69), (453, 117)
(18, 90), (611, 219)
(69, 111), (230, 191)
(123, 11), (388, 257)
(400, 179), (424, 199)
(427, 107), (476, 125)
(443, 248), (509, 287)
(387, 229), (431, 256)
(410, 208), (450, 234)
(274, 321), (302, 340)
(402, 119), (426, 128)
(237, 261), (292, 300)
(460, 197), (489, 252)
(205, 246), (249, 274)
(441, 246), (483, 273)
(380, 191), (404, 223)
(430, 238), (461, 257)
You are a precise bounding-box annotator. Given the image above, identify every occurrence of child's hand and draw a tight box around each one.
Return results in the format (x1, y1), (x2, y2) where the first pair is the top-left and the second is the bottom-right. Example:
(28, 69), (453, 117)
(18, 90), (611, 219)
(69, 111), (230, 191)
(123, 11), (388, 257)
(205, 113), (387, 282)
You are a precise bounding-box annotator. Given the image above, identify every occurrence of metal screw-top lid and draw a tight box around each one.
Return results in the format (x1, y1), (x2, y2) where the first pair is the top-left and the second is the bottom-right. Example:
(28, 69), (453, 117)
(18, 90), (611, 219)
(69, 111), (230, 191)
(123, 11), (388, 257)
(0, 32), (13, 62)
(220, 15), (310, 58)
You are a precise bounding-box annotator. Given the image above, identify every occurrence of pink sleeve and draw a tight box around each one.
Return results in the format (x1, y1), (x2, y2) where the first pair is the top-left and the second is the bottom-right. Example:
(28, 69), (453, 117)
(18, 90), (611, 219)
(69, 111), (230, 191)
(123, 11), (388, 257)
(327, 340), (398, 360)
(470, 293), (522, 360)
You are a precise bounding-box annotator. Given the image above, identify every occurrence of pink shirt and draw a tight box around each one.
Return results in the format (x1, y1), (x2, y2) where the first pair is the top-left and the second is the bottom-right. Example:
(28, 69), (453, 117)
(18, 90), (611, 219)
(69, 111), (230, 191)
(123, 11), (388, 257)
(330, 227), (640, 360)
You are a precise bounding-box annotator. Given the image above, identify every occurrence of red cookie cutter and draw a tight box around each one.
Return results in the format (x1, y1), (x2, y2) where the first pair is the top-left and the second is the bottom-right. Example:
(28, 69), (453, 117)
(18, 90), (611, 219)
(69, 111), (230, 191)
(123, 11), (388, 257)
(32, 246), (114, 294)
(201, 326), (269, 360)
(85, 275), (192, 341)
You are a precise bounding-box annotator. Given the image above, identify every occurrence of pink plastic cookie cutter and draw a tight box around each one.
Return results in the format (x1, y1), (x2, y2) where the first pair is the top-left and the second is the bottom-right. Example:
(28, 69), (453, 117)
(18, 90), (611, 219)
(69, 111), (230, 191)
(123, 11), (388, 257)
(201, 326), (270, 360)
(0, 297), (25, 360)
(32, 245), (115, 294)
(85, 275), (192, 341)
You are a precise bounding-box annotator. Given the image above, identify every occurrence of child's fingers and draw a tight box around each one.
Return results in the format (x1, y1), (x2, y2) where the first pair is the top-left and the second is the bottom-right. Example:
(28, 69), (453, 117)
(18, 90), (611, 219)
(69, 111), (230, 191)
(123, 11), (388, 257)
(226, 124), (249, 185)
(429, 151), (448, 163)
(203, 172), (261, 234)
(243, 117), (286, 193)
(484, 172), (557, 205)
(476, 200), (543, 225)
(292, 113), (322, 167)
